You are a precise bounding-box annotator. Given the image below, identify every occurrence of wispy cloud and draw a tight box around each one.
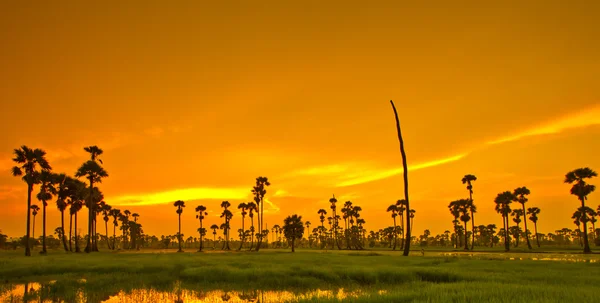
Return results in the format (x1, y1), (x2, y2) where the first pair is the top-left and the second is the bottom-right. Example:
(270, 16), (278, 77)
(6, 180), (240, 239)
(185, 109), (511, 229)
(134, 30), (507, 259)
(109, 187), (250, 206)
(487, 105), (600, 145)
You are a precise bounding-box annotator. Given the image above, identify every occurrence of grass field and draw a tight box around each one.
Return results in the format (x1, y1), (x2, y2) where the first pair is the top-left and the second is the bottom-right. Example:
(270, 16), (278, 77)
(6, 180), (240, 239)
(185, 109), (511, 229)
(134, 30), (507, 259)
(1, 248), (599, 302)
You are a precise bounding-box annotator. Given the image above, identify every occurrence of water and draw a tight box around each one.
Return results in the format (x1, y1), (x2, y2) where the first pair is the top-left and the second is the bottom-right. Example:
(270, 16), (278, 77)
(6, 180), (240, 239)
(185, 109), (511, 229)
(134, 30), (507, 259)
(0, 283), (366, 303)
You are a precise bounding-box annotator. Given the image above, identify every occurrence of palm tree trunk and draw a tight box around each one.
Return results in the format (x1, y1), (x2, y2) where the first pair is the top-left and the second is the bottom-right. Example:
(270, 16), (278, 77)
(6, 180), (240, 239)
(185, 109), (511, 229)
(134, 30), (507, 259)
(522, 205), (532, 249)
(178, 213), (183, 252)
(504, 215), (510, 252)
(105, 220), (111, 250)
(534, 222), (540, 247)
(392, 216), (397, 250)
(75, 212), (80, 252)
(464, 221), (469, 251)
(470, 210), (475, 250)
(581, 198), (592, 253)
(69, 213), (73, 252)
(41, 201), (47, 254)
(25, 184), (32, 256)
(390, 101), (411, 257)
(61, 210), (68, 251)
(85, 179), (93, 253)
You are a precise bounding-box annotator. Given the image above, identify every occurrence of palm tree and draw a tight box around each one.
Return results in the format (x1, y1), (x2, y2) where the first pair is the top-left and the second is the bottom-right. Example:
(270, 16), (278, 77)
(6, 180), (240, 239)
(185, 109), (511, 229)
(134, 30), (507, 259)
(283, 215), (304, 252)
(486, 224), (497, 247)
(511, 209), (524, 247)
(448, 200), (461, 248)
(462, 174), (477, 250)
(30, 204), (40, 244)
(210, 224), (219, 249)
(237, 202), (248, 250)
(514, 187), (532, 249)
(527, 207), (541, 247)
(454, 199), (471, 250)
(220, 201), (232, 250)
(390, 100), (411, 257)
(409, 209), (416, 231)
(247, 201), (257, 250)
(99, 202), (112, 249)
(173, 200), (185, 252)
(329, 195), (341, 250)
(305, 221), (311, 240)
(11, 145), (52, 256)
(317, 209), (327, 247)
(396, 199), (407, 249)
(565, 167), (597, 253)
(69, 180), (86, 253)
(494, 191), (515, 251)
(386, 204), (399, 250)
(53, 173), (71, 251)
(195, 205), (207, 252)
(36, 170), (56, 254)
(251, 176), (270, 251)
(75, 146), (108, 253)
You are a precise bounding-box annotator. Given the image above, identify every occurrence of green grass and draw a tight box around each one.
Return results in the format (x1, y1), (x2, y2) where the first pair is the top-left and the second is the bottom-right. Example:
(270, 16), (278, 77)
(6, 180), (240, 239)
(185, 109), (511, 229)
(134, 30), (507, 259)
(1, 249), (599, 302)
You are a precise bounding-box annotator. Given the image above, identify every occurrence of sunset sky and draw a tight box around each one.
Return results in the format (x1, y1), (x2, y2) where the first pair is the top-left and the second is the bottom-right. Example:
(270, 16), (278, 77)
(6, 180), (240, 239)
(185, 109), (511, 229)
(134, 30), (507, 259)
(1, 1), (599, 238)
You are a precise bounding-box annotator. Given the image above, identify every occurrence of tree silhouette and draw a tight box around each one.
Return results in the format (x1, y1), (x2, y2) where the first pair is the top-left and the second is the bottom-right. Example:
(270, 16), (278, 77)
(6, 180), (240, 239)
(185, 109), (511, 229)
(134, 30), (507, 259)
(329, 195), (341, 250)
(30, 204), (40, 244)
(195, 205), (207, 252)
(462, 174), (477, 250)
(565, 167), (597, 253)
(53, 173), (71, 251)
(247, 201), (257, 250)
(110, 208), (121, 249)
(220, 201), (232, 250)
(390, 100), (411, 257)
(514, 187), (532, 249)
(11, 145), (52, 256)
(448, 200), (461, 248)
(494, 191), (515, 252)
(174, 200), (185, 252)
(251, 176), (270, 251)
(454, 199), (471, 250)
(527, 207), (541, 247)
(317, 209), (327, 247)
(237, 202), (248, 250)
(210, 224), (219, 249)
(68, 179), (86, 252)
(36, 170), (56, 254)
(386, 204), (399, 250)
(396, 199), (407, 250)
(283, 214), (304, 252)
(75, 146), (108, 253)
(511, 209), (524, 247)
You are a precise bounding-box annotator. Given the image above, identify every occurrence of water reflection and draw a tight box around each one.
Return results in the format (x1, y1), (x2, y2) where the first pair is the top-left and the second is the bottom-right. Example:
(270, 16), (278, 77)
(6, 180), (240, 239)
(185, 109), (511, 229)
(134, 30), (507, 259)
(439, 252), (598, 263)
(0, 283), (364, 303)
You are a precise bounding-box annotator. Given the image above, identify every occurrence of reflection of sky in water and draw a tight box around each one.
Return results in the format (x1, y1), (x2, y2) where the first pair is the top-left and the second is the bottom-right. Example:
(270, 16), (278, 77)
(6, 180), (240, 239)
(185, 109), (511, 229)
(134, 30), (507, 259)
(0, 284), (364, 303)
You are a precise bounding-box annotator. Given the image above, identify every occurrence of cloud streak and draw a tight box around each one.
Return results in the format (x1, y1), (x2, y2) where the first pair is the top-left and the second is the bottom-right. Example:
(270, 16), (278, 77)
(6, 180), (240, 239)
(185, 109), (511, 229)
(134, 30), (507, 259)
(109, 187), (250, 206)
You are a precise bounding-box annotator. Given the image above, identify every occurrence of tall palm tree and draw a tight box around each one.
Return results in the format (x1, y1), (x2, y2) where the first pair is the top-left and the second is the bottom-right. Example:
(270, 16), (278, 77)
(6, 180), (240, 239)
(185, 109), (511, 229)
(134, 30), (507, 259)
(247, 201), (257, 250)
(30, 204), (40, 244)
(75, 146), (108, 253)
(514, 187), (532, 249)
(220, 201), (232, 250)
(251, 176), (270, 251)
(237, 202), (248, 250)
(194, 205), (207, 252)
(305, 221), (311, 240)
(210, 224), (219, 249)
(53, 173), (71, 251)
(454, 199), (471, 250)
(329, 195), (341, 250)
(36, 170), (56, 254)
(317, 209), (327, 247)
(174, 200), (185, 252)
(11, 145), (52, 256)
(390, 100), (411, 257)
(386, 204), (399, 250)
(527, 207), (541, 247)
(409, 209), (416, 231)
(99, 202), (112, 249)
(511, 209), (524, 247)
(69, 180), (86, 253)
(448, 200), (461, 248)
(494, 191), (515, 252)
(462, 174), (477, 250)
(565, 167), (597, 253)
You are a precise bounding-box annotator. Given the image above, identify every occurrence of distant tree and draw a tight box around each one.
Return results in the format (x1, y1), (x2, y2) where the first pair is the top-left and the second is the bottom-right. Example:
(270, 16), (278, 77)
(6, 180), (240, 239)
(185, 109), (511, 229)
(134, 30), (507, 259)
(30, 204), (40, 243)
(251, 176), (270, 251)
(75, 146), (108, 253)
(486, 224), (497, 247)
(174, 200), (185, 252)
(305, 221), (311, 240)
(283, 214), (304, 252)
(448, 200), (461, 248)
(565, 167), (597, 253)
(462, 174), (477, 250)
(386, 204), (399, 250)
(329, 195), (342, 250)
(53, 173), (71, 251)
(513, 187), (532, 249)
(210, 224), (219, 249)
(237, 202), (248, 250)
(247, 201), (257, 250)
(527, 207), (541, 247)
(495, 191), (515, 252)
(99, 202), (112, 249)
(455, 199), (471, 250)
(511, 209), (524, 247)
(110, 208), (121, 250)
(36, 170), (56, 254)
(396, 199), (407, 250)
(11, 145), (52, 256)
(220, 201), (232, 250)
(195, 205), (207, 252)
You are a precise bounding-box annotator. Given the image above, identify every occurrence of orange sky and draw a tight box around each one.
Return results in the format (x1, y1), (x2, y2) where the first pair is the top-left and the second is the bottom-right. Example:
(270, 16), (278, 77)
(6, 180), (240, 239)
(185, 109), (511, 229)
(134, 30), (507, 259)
(1, 1), (599, 238)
